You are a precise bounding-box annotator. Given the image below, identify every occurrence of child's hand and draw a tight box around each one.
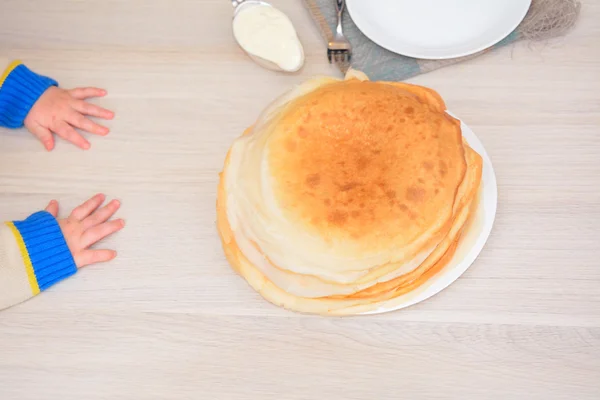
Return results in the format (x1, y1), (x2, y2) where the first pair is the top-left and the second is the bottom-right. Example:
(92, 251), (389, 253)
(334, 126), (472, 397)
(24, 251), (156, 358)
(45, 194), (125, 268)
(24, 87), (114, 151)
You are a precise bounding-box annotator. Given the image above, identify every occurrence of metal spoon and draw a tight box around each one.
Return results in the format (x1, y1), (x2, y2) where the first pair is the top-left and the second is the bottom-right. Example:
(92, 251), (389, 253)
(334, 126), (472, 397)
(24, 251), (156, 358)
(232, 0), (305, 72)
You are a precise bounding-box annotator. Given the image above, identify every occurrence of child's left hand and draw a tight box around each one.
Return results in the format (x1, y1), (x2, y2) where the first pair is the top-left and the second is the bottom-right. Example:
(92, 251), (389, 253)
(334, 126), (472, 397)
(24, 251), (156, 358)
(24, 86), (115, 151)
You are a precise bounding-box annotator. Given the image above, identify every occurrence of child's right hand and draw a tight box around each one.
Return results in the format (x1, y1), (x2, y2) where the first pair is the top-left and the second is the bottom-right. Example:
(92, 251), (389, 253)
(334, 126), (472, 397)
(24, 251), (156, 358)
(45, 194), (125, 268)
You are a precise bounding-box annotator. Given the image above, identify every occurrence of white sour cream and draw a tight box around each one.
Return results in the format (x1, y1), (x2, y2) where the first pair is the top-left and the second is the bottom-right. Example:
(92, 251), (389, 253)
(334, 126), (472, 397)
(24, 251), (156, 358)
(233, 4), (305, 72)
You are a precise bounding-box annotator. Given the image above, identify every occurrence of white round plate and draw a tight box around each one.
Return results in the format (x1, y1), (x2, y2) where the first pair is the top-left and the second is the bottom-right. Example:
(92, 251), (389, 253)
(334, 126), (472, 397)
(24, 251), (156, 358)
(362, 113), (497, 314)
(346, 0), (531, 59)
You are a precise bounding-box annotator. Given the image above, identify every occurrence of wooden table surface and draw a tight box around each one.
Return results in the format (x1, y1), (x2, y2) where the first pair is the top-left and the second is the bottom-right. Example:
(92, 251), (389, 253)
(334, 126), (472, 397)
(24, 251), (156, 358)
(1, 1), (599, 399)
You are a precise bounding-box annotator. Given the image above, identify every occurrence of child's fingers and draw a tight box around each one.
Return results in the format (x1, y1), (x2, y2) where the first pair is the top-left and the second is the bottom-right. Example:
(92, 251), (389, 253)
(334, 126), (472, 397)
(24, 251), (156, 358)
(29, 123), (55, 151)
(45, 200), (59, 217)
(82, 199), (121, 231)
(81, 219), (125, 248)
(68, 87), (107, 100)
(76, 249), (117, 268)
(68, 111), (109, 136)
(71, 194), (106, 221)
(73, 100), (114, 120)
(54, 121), (91, 149)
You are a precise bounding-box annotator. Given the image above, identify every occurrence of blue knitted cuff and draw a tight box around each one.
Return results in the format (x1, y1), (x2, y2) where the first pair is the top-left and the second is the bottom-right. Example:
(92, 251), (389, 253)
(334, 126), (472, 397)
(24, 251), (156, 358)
(13, 211), (77, 291)
(0, 63), (58, 128)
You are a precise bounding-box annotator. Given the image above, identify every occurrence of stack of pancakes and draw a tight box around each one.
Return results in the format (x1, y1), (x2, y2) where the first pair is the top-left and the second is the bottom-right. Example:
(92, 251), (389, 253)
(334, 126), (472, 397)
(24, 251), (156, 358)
(217, 70), (483, 315)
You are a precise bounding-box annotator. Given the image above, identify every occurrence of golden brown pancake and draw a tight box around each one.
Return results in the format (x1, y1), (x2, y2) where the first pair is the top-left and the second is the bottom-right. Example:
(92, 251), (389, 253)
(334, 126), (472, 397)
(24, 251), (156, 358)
(217, 141), (481, 314)
(217, 70), (483, 315)
(268, 79), (466, 258)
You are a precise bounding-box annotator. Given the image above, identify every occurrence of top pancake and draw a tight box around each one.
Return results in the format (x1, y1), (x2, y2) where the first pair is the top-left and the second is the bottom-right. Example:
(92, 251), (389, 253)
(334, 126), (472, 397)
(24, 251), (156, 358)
(267, 79), (467, 257)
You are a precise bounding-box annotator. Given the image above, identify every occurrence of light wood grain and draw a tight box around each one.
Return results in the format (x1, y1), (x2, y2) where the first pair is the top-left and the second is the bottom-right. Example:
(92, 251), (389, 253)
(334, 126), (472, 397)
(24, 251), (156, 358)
(1, 1), (599, 399)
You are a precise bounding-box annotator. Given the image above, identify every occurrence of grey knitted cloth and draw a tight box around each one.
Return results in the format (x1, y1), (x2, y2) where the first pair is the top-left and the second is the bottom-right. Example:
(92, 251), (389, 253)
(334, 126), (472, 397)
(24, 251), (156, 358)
(302, 0), (581, 81)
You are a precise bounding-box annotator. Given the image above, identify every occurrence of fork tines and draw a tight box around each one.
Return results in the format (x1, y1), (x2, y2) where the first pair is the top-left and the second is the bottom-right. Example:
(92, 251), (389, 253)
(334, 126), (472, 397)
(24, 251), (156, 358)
(327, 49), (351, 65)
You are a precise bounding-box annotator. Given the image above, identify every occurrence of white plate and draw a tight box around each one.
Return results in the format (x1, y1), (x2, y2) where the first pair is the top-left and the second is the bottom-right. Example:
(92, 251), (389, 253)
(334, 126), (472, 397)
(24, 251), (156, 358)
(361, 113), (497, 315)
(346, 0), (531, 59)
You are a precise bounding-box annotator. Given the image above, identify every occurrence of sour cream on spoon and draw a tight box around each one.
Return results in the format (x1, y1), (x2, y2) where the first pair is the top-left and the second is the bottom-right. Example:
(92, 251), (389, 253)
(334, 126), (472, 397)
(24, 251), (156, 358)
(232, 1), (305, 72)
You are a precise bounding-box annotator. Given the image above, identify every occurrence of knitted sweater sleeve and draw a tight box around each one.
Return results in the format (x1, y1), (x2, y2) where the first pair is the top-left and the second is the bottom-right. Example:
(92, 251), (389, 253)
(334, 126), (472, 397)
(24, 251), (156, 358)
(0, 211), (78, 311)
(0, 60), (74, 311)
(0, 58), (58, 128)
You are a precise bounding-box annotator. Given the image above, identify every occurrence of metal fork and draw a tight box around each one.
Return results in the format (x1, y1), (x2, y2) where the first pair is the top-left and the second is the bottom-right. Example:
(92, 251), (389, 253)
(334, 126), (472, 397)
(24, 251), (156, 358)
(327, 0), (352, 65)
